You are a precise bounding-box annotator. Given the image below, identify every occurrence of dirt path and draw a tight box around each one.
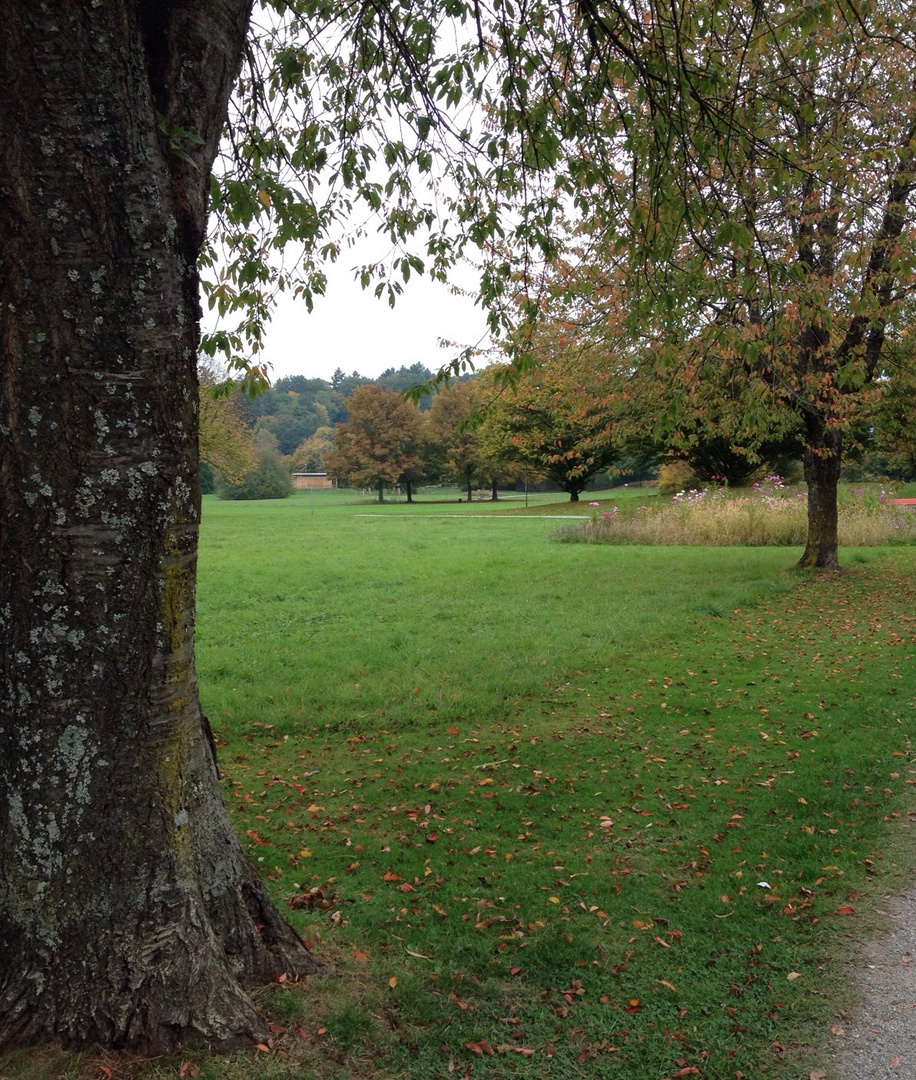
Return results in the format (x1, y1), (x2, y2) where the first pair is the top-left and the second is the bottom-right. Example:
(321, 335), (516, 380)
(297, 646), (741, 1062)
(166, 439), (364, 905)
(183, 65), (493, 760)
(830, 875), (916, 1078)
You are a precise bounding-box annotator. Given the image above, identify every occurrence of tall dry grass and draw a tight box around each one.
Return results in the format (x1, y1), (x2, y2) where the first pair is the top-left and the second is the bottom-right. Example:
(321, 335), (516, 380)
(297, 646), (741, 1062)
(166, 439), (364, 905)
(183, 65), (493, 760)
(558, 479), (916, 547)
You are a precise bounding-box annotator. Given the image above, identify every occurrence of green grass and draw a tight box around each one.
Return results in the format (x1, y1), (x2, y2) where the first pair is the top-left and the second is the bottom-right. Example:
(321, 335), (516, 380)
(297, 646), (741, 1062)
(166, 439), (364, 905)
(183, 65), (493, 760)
(4, 490), (916, 1080)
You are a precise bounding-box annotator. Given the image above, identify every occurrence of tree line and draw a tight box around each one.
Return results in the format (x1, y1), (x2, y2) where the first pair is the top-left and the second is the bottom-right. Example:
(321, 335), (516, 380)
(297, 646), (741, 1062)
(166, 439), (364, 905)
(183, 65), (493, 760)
(206, 344), (916, 504)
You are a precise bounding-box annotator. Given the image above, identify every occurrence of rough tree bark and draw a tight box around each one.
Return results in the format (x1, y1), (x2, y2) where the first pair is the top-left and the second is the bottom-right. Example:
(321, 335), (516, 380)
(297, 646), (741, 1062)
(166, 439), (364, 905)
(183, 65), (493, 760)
(0, 0), (318, 1053)
(797, 414), (842, 570)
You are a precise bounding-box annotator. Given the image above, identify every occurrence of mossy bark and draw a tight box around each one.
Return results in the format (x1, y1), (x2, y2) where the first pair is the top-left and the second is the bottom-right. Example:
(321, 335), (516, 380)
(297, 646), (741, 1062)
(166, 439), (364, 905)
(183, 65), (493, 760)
(0, 0), (318, 1054)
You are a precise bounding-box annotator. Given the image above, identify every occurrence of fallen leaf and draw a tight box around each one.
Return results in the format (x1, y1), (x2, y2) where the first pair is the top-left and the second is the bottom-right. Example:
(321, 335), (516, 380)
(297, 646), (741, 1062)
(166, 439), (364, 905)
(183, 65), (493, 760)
(353, 949), (369, 962)
(831, 1025), (846, 1036)
(465, 1040), (495, 1055)
(835, 905), (855, 916)
(388, 976), (397, 988)
(787, 972), (802, 980)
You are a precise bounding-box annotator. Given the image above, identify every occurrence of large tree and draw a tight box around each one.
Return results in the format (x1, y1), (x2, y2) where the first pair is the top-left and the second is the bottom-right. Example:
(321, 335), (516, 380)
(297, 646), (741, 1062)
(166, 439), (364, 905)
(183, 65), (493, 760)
(529, 0), (916, 566)
(0, 0), (318, 1053)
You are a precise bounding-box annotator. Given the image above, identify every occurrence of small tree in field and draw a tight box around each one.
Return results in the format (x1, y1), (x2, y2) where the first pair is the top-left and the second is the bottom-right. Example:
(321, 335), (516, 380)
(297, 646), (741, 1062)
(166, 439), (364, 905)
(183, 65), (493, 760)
(427, 380), (488, 500)
(325, 385), (427, 502)
(479, 360), (618, 502)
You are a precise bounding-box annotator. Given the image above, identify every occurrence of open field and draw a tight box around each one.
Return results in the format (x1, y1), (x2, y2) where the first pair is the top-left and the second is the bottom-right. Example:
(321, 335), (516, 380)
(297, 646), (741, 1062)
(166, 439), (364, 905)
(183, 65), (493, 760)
(4, 489), (916, 1080)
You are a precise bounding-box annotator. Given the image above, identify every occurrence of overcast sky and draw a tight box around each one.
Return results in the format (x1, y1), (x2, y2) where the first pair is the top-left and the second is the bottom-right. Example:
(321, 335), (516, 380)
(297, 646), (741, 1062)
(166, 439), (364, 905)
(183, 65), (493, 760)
(253, 264), (491, 383)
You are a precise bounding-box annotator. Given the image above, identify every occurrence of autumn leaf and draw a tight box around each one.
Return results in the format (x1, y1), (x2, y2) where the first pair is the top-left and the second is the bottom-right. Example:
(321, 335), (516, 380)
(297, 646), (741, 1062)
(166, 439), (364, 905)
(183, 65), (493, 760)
(465, 1040), (495, 1055)
(353, 949), (369, 962)
(835, 905), (855, 915)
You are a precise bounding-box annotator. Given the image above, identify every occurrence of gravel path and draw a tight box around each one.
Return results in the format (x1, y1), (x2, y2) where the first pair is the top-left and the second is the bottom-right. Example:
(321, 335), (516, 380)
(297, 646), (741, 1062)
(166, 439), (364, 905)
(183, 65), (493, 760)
(830, 884), (916, 1079)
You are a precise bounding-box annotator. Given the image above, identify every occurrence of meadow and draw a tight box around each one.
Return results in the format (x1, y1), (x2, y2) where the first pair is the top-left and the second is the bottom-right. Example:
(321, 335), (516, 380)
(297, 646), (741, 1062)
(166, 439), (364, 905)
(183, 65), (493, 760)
(4, 486), (916, 1080)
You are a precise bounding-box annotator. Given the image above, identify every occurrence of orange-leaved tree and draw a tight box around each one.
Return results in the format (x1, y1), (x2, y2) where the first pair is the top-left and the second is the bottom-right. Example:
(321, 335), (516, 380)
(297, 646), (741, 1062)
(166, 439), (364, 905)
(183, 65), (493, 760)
(325, 384), (427, 502)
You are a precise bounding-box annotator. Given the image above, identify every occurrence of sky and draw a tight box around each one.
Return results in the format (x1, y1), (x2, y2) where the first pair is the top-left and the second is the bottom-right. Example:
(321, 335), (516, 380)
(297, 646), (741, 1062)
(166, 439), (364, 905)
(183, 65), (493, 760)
(232, 257), (493, 385)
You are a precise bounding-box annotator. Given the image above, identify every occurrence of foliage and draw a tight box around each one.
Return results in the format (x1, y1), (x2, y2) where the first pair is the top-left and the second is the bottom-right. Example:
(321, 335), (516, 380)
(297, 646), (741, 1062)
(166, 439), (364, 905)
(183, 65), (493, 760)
(216, 452), (293, 500)
(478, 359), (618, 501)
(291, 425), (336, 473)
(557, 482), (916, 548)
(656, 460), (700, 497)
(199, 462), (216, 495)
(425, 379), (487, 495)
(324, 384), (427, 500)
(530, 1), (916, 563)
(198, 363), (256, 483)
(376, 363), (435, 409)
(869, 342), (916, 481)
(245, 381), (335, 454)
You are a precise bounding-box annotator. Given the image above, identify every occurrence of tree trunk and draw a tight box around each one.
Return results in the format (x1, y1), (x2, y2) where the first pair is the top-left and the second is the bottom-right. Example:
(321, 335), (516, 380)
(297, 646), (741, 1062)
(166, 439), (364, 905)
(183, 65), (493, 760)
(0, 1), (317, 1054)
(405, 479), (413, 502)
(797, 414), (842, 569)
(378, 482), (385, 502)
(491, 480), (498, 501)
(569, 490), (581, 502)
(467, 464), (473, 503)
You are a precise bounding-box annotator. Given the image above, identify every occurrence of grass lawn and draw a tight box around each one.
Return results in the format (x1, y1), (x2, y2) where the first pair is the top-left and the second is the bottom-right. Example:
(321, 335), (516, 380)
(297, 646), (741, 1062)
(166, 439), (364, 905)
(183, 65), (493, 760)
(4, 488), (916, 1079)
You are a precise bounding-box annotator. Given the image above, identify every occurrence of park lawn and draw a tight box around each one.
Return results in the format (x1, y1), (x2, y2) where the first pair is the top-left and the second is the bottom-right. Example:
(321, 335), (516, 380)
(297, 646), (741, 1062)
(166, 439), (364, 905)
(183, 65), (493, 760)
(4, 491), (915, 1080)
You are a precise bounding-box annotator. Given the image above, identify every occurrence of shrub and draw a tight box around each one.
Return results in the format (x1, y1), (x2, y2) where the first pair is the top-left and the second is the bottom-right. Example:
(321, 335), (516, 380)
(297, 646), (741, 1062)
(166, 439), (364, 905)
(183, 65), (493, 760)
(216, 453), (292, 500)
(656, 460), (700, 495)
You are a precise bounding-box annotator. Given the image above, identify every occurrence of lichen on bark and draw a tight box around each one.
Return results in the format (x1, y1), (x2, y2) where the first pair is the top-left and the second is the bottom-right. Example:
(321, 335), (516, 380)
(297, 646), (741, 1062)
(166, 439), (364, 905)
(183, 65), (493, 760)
(0, 0), (318, 1053)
